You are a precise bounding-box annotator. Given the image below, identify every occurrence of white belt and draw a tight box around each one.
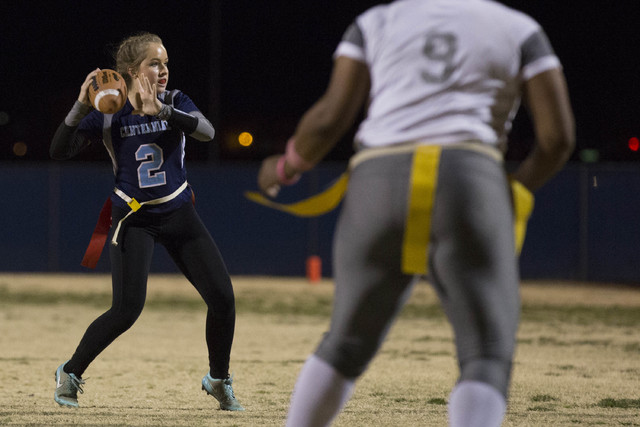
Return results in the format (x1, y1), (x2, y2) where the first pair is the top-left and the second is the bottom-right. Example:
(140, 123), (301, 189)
(349, 141), (503, 170)
(111, 181), (189, 246)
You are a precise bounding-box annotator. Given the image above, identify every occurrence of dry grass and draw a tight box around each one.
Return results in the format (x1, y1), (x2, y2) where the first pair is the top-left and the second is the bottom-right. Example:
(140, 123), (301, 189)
(0, 273), (639, 426)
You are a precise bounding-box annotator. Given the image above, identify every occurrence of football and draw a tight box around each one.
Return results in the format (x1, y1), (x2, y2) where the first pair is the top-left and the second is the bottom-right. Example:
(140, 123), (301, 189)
(88, 69), (128, 114)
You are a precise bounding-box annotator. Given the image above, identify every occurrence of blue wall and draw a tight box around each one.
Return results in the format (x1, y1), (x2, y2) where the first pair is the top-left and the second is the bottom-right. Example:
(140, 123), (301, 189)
(1, 161), (638, 283)
(519, 164), (640, 283)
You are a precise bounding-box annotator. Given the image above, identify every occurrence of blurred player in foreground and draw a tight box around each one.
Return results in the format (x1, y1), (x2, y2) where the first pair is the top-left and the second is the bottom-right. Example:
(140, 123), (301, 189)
(50, 32), (243, 411)
(258, 0), (574, 425)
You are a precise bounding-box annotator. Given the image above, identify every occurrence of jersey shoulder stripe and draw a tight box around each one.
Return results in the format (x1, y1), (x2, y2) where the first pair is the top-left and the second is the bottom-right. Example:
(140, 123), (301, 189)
(520, 30), (561, 80)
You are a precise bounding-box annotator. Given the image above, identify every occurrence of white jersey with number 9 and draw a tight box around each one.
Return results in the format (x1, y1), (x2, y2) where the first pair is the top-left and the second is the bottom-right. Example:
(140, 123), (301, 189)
(335, 0), (561, 152)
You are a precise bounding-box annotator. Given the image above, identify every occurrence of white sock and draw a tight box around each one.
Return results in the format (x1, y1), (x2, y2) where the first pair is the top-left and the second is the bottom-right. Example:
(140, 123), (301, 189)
(448, 380), (506, 427)
(285, 354), (355, 427)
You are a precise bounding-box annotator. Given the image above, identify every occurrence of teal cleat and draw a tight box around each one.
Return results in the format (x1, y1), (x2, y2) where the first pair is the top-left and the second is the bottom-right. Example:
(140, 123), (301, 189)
(54, 361), (85, 408)
(202, 373), (244, 411)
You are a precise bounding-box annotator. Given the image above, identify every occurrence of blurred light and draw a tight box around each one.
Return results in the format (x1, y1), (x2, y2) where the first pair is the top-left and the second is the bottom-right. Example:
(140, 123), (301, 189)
(579, 148), (599, 163)
(628, 137), (639, 152)
(238, 132), (254, 147)
(0, 111), (9, 126)
(13, 141), (27, 157)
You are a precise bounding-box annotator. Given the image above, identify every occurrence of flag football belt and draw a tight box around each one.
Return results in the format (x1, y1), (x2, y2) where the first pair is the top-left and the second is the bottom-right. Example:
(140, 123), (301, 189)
(80, 181), (189, 269)
(245, 141), (534, 275)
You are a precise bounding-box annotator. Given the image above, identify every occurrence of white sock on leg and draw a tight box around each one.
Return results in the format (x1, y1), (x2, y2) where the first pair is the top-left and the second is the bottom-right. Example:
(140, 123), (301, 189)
(448, 380), (506, 427)
(285, 354), (355, 427)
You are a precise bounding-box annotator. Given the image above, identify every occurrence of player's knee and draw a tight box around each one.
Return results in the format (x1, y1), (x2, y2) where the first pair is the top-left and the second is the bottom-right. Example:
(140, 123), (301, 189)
(315, 336), (378, 378)
(109, 304), (144, 331)
(459, 357), (513, 398)
(206, 292), (235, 318)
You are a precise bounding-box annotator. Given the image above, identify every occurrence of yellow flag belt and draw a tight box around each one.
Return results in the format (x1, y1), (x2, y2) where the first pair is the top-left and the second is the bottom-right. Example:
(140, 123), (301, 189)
(245, 143), (534, 274)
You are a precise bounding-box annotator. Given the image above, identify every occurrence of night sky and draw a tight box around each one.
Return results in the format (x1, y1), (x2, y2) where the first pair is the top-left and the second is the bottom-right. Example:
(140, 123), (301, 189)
(1, 1), (638, 163)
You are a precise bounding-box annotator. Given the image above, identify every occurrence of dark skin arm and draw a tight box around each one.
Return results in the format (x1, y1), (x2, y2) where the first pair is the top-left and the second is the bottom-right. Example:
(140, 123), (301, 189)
(511, 68), (575, 191)
(258, 56), (370, 194)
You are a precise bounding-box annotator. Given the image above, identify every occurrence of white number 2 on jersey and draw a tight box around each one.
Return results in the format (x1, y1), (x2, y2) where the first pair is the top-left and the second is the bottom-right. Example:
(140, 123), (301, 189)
(136, 143), (167, 188)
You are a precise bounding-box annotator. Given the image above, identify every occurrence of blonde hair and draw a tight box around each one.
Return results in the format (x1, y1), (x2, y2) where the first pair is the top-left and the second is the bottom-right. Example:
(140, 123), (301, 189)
(114, 32), (163, 88)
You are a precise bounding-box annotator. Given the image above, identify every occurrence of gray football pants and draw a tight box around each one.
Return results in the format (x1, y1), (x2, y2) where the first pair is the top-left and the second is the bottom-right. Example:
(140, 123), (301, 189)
(315, 147), (519, 397)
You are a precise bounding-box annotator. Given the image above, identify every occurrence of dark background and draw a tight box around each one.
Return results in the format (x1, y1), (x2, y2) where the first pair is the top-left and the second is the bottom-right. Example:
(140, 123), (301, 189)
(1, 1), (638, 163)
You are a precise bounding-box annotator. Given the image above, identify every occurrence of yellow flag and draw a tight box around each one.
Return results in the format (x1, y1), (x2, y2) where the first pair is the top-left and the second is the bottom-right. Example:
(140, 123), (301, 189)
(244, 173), (350, 217)
(510, 178), (534, 255)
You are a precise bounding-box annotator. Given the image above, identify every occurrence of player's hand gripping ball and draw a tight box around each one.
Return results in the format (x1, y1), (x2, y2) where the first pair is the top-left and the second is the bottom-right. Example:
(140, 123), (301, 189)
(88, 69), (128, 114)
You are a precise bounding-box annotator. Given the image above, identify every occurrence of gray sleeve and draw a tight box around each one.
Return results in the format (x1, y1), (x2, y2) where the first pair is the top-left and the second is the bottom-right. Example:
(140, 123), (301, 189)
(64, 101), (93, 126)
(520, 29), (556, 70)
(189, 111), (216, 141)
(342, 22), (365, 49)
(51, 121), (91, 160)
(157, 105), (214, 141)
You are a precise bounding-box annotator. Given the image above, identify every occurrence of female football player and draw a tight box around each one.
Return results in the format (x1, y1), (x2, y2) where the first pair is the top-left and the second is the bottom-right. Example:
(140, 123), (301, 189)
(51, 32), (243, 411)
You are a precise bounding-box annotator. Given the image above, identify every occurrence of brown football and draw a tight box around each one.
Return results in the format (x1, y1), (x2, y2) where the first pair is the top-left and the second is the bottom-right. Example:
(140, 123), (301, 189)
(88, 69), (128, 114)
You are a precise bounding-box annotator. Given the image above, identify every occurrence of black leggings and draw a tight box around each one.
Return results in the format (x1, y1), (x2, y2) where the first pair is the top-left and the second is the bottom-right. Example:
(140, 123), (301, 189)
(66, 202), (236, 379)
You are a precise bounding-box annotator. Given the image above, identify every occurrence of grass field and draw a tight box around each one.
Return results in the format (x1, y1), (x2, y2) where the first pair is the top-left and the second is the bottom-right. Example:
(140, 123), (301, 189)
(0, 273), (639, 426)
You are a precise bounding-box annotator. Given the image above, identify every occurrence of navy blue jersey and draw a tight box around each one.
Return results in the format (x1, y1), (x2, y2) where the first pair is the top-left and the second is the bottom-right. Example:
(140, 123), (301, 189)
(78, 90), (196, 213)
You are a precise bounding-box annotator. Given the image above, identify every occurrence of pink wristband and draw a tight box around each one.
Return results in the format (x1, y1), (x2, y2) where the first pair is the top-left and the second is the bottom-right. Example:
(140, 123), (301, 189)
(276, 155), (301, 185)
(285, 138), (315, 172)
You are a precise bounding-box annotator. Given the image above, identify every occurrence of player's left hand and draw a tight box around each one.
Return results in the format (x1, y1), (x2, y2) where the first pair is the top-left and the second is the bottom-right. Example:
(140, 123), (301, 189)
(132, 75), (162, 116)
(258, 155), (282, 198)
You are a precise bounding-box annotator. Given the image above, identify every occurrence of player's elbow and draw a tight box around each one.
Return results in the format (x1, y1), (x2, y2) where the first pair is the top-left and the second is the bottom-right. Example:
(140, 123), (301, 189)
(540, 123), (576, 162)
(190, 116), (216, 141)
(554, 116), (576, 158)
(558, 132), (576, 160)
(190, 127), (215, 142)
(534, 101), (576, 163)
(49, 145), (71, 160)
(306, 101), (353, 141)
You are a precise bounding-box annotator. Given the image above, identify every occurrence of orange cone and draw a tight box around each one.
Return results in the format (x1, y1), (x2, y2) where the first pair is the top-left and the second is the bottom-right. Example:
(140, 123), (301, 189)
(306, 255), (322, 283)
